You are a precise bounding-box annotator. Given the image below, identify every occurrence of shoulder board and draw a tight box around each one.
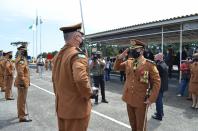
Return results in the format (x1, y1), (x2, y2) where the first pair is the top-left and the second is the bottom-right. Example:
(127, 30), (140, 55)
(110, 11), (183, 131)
(146, 59), (156, 65)
(75, 47), (83, 53)
(77, 53), (86, 59)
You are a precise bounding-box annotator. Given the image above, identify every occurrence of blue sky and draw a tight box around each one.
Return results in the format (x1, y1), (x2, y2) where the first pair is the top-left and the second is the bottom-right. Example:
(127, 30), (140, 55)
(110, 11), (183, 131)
(0, 0), (198, 57)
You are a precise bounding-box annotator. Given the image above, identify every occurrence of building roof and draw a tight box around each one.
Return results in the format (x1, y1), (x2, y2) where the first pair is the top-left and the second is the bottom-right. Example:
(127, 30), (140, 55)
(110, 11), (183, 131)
(86, 13), (198, 39)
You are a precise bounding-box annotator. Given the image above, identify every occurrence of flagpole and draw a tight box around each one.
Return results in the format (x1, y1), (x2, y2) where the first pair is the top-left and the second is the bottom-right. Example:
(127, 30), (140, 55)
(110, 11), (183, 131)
(79, 0), (85, 34)
(40, 16), (42, 55)
(33, 29), (35, 59)
(35, 11), (38, 58)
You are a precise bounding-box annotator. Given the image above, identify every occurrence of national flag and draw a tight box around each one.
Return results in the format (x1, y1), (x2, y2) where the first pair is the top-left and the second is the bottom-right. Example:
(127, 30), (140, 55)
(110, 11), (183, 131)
(29, 25), (33, 29)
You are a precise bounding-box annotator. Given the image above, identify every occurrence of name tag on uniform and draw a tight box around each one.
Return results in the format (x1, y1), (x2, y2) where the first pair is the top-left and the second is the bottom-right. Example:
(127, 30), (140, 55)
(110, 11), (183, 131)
(19, 60), (24, 64)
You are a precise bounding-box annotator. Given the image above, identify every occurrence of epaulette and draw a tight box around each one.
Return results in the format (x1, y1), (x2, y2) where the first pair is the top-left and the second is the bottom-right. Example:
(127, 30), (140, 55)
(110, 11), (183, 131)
(75, 47), (83, 53)
(146, 59), (156, 65)
(75, 47), (86, 59)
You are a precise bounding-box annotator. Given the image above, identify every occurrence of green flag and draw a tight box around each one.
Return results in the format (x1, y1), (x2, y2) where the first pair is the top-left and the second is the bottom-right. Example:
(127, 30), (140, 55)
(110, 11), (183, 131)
(29, 25), (33, 29)
(28, 24), (36, 31)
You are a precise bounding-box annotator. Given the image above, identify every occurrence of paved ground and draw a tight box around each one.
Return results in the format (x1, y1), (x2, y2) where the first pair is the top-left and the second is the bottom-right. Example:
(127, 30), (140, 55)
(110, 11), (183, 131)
(0, 69), (198, 131)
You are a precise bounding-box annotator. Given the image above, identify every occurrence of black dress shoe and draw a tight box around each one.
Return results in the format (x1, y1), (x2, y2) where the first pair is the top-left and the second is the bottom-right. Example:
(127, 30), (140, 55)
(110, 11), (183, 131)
(101, 99), (109, 103)
(6, 98), (15, 100)
(154, 112), (164, 117)
(19, 119), (32, 122)
(152, 115), (162, 121)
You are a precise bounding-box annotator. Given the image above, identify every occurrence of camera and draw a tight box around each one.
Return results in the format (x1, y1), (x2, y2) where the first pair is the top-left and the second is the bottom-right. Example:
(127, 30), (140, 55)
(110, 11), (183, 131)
(92, 51), (101, 61)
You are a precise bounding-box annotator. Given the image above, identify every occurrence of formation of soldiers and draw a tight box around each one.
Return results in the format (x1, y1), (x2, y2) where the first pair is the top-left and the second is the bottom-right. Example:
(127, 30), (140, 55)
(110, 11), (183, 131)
(0, 45), (32, 122)
(0, 51), (14, 100)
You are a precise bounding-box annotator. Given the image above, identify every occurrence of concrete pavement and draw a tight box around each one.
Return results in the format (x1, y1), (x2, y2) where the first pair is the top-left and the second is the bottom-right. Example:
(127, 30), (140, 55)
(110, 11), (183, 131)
(0, 69), (198, 131)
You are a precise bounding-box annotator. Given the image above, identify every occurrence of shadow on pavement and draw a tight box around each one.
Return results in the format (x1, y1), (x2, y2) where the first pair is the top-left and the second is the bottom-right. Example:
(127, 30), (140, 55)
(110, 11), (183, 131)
(0, 117), (18, 130)
(105, 74), (198, 120)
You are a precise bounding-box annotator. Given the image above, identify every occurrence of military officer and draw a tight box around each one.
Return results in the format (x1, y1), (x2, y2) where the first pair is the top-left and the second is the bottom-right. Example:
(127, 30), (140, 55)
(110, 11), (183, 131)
(0, 51), (6, 92)
(189, 53), (198, 109)
(114, 39), (161, 131)
(4, 51), (15, 100)
(14, 46), (32, 122)
(52, 23), (96, 131)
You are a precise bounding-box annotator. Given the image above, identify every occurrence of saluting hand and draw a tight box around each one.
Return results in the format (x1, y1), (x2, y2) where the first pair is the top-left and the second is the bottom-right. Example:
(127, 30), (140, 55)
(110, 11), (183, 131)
(118, 48), (129, 60)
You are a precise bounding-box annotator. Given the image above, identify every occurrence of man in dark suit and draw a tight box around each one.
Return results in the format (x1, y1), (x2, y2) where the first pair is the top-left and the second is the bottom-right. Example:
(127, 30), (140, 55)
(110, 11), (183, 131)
(152, 53), (168, 121)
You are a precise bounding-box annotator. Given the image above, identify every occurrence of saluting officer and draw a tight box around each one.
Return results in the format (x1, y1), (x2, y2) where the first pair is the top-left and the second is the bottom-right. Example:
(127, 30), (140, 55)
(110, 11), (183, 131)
(114, 39), (161, 131)
(14, 45), (32, 122)
(4, 51), (15, 100)
(0, 51), (6, 92)
(52, 23), (96, 131)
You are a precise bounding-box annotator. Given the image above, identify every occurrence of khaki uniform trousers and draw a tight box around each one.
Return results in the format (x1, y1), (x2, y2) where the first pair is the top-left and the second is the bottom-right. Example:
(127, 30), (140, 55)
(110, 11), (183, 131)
(5, 76), (13, 99)
(58, 114), (90, 131)
(127, 104), (147, 131)
(17, 87), (28, 119)
(0, 76), (5, 91)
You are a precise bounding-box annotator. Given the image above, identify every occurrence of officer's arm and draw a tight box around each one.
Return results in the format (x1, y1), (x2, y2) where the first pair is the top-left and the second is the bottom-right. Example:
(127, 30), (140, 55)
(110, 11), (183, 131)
(6, 61), (12, 75)
(148, 64), (161, 103)
(17, 63), (25, 80)
(113, 56), (126, 71)
(72, 55), (92, 100)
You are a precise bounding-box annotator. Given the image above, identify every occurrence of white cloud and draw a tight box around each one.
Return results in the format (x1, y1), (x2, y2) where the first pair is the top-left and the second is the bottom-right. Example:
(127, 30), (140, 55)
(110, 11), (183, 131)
(1, 0), (198, 34)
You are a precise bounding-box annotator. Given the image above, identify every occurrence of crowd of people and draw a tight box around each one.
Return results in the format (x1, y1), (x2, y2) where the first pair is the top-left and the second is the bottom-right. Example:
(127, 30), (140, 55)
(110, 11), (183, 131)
(0, 22), (198, 131)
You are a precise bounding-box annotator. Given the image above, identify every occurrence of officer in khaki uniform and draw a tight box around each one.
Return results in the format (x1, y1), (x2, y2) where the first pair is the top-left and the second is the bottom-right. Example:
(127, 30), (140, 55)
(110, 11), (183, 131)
(52, 23), (96, 131)
(114, 39), (161, 131)
(14, 46), (32, 122)
(0, 51), (6, 92)
(189, 53), (198, 109)
(4, 51), (15, 100)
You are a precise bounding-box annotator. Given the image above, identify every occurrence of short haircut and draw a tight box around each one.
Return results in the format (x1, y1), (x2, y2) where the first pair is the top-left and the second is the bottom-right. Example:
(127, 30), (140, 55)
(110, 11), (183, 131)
(63, 32), (75, 41)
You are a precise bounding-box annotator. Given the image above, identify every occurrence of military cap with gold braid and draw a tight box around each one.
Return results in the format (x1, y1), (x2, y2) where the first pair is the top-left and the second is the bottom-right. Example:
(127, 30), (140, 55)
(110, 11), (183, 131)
(60, 23), (84, 34)
(129, 39), (145, 49)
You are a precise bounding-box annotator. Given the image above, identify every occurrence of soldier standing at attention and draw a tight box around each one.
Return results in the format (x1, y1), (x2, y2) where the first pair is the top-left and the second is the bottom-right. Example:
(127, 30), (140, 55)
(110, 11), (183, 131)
(4, 51), (15, 100)
(114, 39), (160, 131)
(0, 51), (6, 92)
(52, 23), (96, 131)
(14, 46), (32, 122)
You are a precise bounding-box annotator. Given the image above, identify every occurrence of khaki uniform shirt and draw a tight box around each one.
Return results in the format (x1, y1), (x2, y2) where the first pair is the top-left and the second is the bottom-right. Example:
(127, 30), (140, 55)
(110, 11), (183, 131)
(52, 44), (92, 119)
(14, 57), (30, 88)
(0, 58), (6, 87)
(0, 58), (6, 76)
(114, 56), (161, 107)
(5, 59), (14, 76)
